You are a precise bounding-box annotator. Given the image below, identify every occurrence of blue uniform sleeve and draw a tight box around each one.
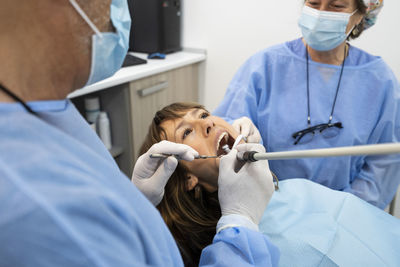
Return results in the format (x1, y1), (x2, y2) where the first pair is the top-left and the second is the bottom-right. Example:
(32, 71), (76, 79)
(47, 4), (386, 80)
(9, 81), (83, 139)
(199, 227), (280, 267)
(0, 162), (184, 267)
(346, 75), (400, 209)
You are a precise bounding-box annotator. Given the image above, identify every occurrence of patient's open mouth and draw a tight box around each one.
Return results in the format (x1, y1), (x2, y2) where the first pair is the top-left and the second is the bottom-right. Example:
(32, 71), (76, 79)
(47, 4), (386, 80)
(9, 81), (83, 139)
(216, 132), (235, 157)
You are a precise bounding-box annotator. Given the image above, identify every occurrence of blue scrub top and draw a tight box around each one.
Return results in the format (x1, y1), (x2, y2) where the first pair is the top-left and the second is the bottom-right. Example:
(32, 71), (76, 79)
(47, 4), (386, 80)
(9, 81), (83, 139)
(0, 100), (279, 266)
(214, 38), (400, 209)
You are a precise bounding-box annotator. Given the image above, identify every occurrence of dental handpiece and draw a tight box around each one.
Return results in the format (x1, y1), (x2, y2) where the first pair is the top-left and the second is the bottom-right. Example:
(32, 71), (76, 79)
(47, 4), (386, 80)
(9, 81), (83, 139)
(150, 142), (400, 162)
(236, 143), (400, 162)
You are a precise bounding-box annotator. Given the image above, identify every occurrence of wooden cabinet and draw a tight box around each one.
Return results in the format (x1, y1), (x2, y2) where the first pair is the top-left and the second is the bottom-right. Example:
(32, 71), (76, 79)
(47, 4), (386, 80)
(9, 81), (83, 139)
(129, 63), (199, 160)
(70, 84), (135, 177)
(70, 62), (201, 177)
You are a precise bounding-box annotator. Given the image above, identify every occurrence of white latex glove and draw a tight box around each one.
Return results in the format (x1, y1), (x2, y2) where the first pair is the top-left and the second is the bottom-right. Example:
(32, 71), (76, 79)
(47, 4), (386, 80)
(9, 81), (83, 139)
(132, 140), (199, 206)
(218, 143), (274, 228)
(232, 117), (262, 143)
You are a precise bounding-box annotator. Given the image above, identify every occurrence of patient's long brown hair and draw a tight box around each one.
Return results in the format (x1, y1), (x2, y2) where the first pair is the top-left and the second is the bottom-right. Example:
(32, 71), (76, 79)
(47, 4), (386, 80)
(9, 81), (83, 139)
(139, 102), (221, 266)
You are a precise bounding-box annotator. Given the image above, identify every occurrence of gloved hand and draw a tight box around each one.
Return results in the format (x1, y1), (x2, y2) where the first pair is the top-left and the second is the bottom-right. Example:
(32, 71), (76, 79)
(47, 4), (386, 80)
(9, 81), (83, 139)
(232, 117), (262, 143)
(218, 143), (274, 228)
(132, 140), (199, 206)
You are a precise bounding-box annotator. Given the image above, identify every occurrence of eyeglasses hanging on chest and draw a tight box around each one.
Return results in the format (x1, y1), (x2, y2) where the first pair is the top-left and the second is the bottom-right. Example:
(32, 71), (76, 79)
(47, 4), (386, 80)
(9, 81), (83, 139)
(292, 44), (348, 145)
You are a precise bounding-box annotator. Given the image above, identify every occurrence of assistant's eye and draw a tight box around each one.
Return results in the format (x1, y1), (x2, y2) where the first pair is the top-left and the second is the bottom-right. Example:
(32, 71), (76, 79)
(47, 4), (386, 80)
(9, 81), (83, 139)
(330, 0), (347, 9)
(306, 1), (318, 7)
(182, 128), (193, 139)
(332, 4), (345, 9)
(200, 112), (210, 119)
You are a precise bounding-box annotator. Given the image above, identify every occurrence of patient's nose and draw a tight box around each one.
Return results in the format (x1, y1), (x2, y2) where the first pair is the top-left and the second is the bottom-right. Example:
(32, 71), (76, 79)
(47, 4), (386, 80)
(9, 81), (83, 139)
(202, 119), (214, 136)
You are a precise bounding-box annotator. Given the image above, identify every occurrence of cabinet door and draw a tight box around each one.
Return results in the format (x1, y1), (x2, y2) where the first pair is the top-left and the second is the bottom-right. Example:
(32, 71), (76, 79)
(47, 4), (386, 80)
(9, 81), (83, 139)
(129, 64), (199, 160)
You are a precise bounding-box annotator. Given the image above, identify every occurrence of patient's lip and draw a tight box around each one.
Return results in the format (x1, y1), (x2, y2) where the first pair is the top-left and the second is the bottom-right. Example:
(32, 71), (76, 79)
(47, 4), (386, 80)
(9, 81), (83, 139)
(214, 129), (228, 154)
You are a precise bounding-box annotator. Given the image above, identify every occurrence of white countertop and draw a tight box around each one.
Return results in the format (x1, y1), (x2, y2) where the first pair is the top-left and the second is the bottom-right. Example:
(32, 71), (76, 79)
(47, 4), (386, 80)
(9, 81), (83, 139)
(68, 51), (206, 98)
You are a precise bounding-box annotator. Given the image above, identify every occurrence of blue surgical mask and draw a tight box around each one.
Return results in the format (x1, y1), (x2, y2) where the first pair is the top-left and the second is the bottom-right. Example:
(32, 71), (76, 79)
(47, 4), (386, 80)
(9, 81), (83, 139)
(69, 0), (131, 86)
(298, 5), (357, 51)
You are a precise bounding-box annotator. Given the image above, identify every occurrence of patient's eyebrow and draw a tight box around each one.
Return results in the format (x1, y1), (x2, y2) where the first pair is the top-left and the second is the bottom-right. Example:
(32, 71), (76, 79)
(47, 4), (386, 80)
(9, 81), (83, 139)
(174, 109), (201, 136)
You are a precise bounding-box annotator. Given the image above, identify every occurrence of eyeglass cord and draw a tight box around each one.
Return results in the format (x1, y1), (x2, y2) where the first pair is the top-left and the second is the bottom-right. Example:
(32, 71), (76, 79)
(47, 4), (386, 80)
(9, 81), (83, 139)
(306, 43), (348, 125)
(0, 83), (37, 115)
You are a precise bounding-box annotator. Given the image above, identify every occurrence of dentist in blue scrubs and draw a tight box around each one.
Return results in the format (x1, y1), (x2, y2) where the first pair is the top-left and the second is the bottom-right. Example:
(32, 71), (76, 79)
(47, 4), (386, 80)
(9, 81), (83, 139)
(215, 0), (400, 209)
(0, 0), (279, 266)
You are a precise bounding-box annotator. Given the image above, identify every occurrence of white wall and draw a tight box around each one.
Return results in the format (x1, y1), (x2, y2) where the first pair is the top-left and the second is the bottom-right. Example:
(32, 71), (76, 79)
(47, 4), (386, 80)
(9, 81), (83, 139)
(182, 0), (400, 111)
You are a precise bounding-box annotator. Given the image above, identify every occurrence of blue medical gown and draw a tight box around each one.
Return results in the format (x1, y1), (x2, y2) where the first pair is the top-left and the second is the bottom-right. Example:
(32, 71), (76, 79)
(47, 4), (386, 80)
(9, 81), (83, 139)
(214, 38), (400, 209)
(0, 100), (279, 266)
(259, 179), (400, 267)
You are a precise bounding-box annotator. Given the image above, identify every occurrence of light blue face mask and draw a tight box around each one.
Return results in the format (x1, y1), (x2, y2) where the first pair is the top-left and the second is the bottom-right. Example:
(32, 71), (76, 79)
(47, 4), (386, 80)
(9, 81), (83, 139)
(298, 5), (357, 51)
(69, 0), (131, 86)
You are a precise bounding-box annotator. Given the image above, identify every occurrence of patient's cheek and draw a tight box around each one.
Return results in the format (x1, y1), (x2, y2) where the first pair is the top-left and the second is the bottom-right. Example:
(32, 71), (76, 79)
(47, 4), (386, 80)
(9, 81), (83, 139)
(212, 116), (239, 138)
(180, 158), (219, 182)
(180, 161), (202, 177)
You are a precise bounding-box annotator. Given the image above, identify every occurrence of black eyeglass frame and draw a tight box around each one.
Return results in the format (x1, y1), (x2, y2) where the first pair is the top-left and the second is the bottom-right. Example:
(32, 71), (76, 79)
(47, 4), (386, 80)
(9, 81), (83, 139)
(292, 122), (343, 145)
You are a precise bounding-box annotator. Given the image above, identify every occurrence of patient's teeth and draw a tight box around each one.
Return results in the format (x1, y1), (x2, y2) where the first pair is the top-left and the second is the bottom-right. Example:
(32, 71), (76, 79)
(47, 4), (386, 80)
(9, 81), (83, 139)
(216, 132), (228, 151)
(222, 144), (231, 154)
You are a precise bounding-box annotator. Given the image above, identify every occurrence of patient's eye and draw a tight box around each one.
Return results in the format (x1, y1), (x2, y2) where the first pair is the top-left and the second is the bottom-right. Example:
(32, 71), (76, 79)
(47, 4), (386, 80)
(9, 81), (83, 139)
(182, 128), (193, 139)
(200, 111), (210, 119)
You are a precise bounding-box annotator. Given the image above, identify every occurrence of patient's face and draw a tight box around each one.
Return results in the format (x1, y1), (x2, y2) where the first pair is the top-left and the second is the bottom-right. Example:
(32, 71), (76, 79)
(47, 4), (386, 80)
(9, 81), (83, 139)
(160, 108), (240, 192)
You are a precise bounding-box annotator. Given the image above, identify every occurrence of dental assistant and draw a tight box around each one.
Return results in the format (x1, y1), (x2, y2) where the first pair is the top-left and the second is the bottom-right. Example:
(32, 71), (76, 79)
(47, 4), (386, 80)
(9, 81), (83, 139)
(215, 0), (400, 209)
(0, 0), (279, 266)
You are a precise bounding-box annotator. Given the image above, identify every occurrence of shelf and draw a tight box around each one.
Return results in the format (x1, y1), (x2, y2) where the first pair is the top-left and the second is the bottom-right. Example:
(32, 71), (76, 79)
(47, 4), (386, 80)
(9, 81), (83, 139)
(68, 51), (206, 99)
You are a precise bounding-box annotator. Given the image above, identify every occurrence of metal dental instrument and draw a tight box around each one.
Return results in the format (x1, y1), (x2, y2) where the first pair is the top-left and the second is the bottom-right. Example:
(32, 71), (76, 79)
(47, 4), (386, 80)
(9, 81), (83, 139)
(221, 144), (231, 154)
(221, 135), (243, 154)
(232, 134), (244, 149)
(237, 143), (400, 162)
(150, 135), (246, 160)
(149, 154), (219, 159)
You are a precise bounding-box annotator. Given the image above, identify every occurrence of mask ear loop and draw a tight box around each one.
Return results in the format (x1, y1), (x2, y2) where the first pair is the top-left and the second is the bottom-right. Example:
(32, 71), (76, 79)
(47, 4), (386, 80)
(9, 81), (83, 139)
(346, 9), (359, 37)
(350, 9), (359, 16)
(69, 0), (103, 38)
